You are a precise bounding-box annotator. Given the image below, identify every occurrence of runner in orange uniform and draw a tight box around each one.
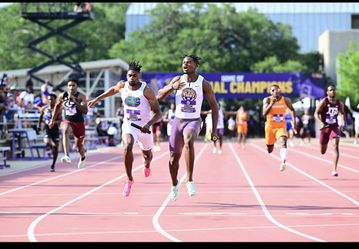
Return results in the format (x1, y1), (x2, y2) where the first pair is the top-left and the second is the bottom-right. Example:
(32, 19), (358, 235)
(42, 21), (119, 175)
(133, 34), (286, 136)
(262, 84), (296, 172)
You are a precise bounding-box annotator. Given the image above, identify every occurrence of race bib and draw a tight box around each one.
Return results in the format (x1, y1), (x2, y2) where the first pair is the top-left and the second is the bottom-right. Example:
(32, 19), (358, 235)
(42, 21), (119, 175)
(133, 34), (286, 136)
(273, 114), (283, 122)
(127, 109), (141, 121)
(65, 106), (77, 116)
(325, 116), (337, 124)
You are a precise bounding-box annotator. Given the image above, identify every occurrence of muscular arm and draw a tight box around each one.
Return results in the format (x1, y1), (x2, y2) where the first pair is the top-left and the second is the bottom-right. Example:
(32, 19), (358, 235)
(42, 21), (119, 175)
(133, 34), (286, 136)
(314, 99), (326, 126)
(51, 93), (64, 124)
(144, 87), (162, 126)
(74, 93), (88, 115)
(339, 101), (346, 126)
(88, 80), (125, 108)
(37, 106), (46, 130)
(262, 97), (274, 117)
(203, 80), (218, 132)
(156, 76), (185, 101)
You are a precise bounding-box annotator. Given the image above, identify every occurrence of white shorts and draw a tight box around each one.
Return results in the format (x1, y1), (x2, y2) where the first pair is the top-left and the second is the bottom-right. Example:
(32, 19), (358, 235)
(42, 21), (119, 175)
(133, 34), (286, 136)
(355, 125), (359, 135)
(122, 123), (153, 151)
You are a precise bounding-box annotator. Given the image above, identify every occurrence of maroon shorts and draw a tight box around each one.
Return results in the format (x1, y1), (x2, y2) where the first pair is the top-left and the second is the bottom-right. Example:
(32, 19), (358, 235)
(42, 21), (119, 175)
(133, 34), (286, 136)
(152, 123), (161, 133)
(63, 120), (85, 139)
(319, 126), (339, 145)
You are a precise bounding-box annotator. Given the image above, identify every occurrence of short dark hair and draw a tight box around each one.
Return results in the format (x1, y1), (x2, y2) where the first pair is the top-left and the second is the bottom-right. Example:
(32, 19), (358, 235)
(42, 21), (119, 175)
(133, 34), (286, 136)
(48, 93), (57, 99)
(128, 60), (142, 73)
(183, 54), (201, 66)
(67, 78), (79, 85)
(327, 84), (336, 90)
(271, 84), (280, 89)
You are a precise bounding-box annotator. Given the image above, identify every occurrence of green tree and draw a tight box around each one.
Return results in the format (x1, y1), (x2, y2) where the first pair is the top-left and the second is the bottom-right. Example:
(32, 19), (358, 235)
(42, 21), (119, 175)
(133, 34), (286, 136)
(0, 3), (129, 71)
(109, 3), (301, 72)
(337, 41), (359, 106)
(251, 55), (307, 72)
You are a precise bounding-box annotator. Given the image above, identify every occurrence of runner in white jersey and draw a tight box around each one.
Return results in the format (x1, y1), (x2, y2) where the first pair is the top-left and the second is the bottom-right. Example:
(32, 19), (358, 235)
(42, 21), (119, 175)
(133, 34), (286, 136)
(157, 54), (219, 201)
(202, 102), (237, 154)
(88, 61), (162, 197)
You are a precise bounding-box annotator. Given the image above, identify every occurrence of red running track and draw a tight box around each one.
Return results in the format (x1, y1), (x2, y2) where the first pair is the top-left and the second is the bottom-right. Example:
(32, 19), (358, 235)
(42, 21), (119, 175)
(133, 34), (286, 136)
(0, 139), (358, 242)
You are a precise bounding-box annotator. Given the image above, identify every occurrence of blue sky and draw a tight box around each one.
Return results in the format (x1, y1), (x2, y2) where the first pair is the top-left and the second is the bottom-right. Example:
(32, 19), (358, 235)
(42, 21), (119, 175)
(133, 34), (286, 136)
(0, 3), (13, 8)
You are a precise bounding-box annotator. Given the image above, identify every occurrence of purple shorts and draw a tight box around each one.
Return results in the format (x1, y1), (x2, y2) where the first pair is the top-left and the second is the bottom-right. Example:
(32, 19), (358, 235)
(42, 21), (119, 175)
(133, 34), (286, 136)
(216, 128), (224, 136)
(319, 126), (339, 145)
(169, 117), (201, 154)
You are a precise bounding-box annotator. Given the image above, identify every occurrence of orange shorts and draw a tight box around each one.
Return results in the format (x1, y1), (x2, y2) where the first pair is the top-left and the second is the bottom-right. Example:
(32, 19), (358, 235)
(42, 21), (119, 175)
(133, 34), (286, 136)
(237, 124), (247, 135)
(265, 125), (287, 145)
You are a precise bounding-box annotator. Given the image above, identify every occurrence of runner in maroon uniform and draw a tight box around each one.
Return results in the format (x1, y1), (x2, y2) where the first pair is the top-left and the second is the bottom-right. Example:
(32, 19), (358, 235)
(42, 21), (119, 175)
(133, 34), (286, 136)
(315, 85), (345, 177)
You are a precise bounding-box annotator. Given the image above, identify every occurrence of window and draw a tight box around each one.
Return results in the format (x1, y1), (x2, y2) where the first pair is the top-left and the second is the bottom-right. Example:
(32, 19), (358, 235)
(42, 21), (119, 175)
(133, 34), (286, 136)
(351, 14), (359, 29)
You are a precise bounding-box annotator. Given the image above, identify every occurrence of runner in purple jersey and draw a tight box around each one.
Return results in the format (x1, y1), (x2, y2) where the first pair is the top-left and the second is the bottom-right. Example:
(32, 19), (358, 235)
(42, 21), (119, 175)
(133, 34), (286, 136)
(157, 55), (219, 201)
(315, 85), (345, 177)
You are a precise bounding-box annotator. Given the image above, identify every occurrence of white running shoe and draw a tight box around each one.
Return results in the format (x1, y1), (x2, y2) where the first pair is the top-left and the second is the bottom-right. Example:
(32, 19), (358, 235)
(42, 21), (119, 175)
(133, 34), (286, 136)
(77, 156), (86, 169)
(186, 181), (196, 196)
(170, 180), (179, 201)
(331, 171), (338, 177)
(212, 147), (217, 154)
(280, 162), (286, 172)
(61, 155), (71, 164)
(218, 149), (222, 154)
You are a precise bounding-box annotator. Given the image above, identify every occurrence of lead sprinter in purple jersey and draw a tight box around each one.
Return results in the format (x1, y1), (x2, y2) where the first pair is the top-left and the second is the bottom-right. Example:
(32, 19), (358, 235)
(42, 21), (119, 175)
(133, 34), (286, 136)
(157, 55), (219, 201)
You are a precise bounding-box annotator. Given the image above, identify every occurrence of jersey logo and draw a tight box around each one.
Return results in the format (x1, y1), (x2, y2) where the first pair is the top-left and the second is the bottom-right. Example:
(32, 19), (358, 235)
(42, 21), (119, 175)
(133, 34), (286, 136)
(125, 96), (141, 107)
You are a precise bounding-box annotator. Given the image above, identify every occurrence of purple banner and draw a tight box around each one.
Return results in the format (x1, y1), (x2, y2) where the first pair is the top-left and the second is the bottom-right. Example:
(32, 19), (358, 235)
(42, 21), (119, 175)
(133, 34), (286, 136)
(123, 72), (325, 99)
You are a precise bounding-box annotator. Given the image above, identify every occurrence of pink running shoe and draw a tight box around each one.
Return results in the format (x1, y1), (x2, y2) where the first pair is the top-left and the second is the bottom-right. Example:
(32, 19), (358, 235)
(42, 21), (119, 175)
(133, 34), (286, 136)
(143, 167), (151, 177)
(123, 180), (134, 197)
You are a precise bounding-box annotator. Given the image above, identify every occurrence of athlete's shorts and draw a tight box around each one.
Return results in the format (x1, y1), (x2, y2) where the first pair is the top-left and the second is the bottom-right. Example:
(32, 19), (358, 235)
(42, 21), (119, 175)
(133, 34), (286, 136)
(355, 125), (359, 135)
(45, 124), (60, 143)
(122, 122), (153, 151)
(237, 124), (248, 135)
(216, 128), (224, 136)
(62, 120), (85, 139)
(286, 122), (293, 132)
(265, 125), (287, 145)
(152, 123), (161, 134)
(169, 117), (201, 154)
(320, 126), (340, 145)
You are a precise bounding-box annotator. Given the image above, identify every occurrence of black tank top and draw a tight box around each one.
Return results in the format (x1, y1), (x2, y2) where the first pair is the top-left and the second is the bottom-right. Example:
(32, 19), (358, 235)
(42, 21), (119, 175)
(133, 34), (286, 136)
(320, 97), (339, 128)
(63, 92), (84, 123)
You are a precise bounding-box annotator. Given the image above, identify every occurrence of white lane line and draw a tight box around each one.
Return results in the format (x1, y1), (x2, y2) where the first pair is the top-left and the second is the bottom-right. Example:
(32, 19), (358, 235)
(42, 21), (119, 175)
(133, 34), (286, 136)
(0, 147), (115, 177)
(27, 151), (169, 242)
(152, 143), (209, 242)
(302, 144), (359, 162)
(229, 143), (324, 242)
(177, 212), (248, 216)
(6, 222), (359, 240)
(0, 155), (122, 196)
(251, 143), (359, 206)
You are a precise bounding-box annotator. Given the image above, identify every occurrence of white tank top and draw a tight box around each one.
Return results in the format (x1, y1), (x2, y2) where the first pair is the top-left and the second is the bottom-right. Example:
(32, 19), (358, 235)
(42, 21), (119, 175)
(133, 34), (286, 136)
(120, 81), (151, 127)
(175, 74), (204, 119)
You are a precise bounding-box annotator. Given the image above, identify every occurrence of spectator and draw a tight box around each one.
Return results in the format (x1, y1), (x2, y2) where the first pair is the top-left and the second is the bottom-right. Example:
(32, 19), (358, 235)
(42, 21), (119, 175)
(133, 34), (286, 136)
(19, 86), (34, 110)
(41, 79), (54, 105)
(107, 122), (118, 146)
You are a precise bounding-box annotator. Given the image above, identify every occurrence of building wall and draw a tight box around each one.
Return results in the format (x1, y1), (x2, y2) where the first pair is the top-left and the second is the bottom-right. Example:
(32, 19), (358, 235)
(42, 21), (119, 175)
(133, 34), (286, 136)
(319, 30), (359, 83)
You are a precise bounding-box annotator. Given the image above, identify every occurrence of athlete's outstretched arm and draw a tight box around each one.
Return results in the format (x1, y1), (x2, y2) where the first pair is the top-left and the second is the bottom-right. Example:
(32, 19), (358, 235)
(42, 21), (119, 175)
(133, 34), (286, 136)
(88, 80), (125, 108)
